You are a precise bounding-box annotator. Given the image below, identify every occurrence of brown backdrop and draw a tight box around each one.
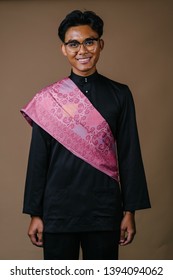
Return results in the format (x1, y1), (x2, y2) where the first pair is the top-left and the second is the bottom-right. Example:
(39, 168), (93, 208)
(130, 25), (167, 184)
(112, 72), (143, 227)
(0, 0), (172, 260)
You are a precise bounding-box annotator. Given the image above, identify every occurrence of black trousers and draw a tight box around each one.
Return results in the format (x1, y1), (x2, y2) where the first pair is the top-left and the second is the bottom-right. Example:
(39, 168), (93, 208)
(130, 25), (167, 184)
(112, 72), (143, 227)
(43, 231), (120, 260)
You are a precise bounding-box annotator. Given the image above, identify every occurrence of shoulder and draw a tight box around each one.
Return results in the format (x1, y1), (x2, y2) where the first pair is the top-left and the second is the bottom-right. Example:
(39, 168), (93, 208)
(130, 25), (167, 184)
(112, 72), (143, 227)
(98, 73), (133, 99)
(36, 77), (68, 95)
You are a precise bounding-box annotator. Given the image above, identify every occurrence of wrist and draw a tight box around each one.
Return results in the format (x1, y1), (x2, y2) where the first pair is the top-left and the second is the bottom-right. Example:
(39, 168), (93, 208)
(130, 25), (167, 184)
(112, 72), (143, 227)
(31, 215), (42, 220)
(124, 211), (135, 216)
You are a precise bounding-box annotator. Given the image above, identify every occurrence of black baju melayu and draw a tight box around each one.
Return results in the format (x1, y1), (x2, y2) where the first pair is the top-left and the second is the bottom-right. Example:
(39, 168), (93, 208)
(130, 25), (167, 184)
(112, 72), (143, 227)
(23, 71), (150, 259)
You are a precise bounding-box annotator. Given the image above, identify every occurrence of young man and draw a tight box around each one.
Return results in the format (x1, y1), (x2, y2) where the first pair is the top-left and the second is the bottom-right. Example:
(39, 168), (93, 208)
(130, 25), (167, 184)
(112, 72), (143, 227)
(21, 10), (151, 260)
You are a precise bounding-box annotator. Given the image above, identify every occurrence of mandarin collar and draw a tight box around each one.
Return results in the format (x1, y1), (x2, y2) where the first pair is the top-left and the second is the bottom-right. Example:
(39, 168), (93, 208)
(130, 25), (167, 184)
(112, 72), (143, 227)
(69, 71), (99, 85)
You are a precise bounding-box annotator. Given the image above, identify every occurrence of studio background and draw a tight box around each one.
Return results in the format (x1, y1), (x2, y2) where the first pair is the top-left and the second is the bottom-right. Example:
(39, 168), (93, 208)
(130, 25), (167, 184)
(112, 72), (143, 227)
(0, 0), (172, 259)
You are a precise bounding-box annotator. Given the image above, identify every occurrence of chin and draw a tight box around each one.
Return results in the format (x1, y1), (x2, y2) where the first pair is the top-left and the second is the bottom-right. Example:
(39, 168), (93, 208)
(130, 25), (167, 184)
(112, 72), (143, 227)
(78, 65), (95, 73)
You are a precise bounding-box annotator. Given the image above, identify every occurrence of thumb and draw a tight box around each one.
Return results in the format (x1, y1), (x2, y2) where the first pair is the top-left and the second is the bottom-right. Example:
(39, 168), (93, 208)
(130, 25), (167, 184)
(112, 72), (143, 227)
(119, 229), (126, 243)
(37, 231), (43, 246)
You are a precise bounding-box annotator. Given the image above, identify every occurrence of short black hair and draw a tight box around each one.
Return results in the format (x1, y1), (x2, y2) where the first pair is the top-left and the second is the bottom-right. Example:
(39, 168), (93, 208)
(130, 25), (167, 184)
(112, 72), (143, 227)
(58, 10), (104, 42)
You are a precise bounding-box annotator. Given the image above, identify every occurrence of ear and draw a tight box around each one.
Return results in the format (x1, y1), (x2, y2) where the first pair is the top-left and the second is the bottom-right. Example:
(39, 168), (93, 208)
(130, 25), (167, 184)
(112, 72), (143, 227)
(61, 44), (67, 56)
(99, 39), (104, 51)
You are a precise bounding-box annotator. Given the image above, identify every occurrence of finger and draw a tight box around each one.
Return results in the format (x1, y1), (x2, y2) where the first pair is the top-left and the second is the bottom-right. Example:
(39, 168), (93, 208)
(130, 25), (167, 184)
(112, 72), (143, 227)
(29, 233), (38, 246)
(37, 232), (43, 247)
(28, 233), (43, 247)
(120, 231), (135, 246)
(119, 229), (126, 243)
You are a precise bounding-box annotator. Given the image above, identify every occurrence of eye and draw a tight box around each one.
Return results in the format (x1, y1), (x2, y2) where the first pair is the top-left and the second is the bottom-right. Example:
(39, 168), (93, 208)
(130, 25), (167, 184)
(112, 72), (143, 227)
(68, 41), (79, 48)
(84, 39), (94, 46)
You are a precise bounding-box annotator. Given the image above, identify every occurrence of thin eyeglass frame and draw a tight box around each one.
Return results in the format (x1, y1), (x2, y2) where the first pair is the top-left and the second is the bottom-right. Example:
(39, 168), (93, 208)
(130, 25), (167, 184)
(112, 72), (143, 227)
(64, 37), (100, 53)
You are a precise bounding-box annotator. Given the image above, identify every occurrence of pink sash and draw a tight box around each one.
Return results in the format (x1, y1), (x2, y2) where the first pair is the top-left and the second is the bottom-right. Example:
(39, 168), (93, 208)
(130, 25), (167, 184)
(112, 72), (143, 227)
(21, 78), (119, 182)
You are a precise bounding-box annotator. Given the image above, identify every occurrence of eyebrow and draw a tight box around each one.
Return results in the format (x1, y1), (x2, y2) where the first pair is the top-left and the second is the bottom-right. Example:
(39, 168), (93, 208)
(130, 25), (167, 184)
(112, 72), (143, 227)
(65, 37), (97, 44)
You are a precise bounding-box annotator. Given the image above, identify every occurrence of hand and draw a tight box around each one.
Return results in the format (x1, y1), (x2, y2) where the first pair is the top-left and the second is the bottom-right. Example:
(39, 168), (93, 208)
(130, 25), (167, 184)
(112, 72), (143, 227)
(119, 211), (136, 246)
(28, 216), (44, 247)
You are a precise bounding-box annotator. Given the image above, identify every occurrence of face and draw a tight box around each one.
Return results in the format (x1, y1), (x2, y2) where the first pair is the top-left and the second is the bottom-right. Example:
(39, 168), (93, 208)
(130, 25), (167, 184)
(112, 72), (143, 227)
(61, 25), (104, 76)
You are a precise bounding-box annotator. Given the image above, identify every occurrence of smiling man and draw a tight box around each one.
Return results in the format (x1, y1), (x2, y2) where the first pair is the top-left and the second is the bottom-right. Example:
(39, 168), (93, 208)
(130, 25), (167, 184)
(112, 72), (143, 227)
(21, 10), (151, 260)
(61, 25), (104, 76)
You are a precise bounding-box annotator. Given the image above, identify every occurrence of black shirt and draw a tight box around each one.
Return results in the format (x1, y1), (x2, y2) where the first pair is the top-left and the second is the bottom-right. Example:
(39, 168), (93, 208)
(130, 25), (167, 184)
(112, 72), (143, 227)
(23, 71), (151, 233)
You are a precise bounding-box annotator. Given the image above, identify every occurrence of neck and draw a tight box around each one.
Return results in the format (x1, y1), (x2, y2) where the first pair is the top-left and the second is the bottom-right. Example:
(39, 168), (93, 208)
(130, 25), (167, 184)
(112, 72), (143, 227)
(71, 68), (97, 77)
(72, 67), (97, 77)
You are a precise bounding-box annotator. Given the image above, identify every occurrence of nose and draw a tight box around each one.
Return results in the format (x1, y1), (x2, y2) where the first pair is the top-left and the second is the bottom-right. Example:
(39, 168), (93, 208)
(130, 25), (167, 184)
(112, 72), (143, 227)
(78, 43), (88, 54)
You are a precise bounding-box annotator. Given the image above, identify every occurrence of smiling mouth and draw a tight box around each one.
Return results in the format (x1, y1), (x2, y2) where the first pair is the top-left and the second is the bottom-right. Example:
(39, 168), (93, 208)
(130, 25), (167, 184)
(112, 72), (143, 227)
(77, 57), (91, 63)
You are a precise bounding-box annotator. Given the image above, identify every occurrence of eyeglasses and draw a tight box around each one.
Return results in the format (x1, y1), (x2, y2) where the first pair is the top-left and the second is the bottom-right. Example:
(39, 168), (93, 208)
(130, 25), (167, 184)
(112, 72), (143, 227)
(64, 37), (100, 53)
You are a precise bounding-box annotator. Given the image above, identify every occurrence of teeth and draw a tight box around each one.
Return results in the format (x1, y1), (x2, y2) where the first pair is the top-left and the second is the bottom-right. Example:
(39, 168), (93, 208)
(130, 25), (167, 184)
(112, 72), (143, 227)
(78, 58), (90, 63)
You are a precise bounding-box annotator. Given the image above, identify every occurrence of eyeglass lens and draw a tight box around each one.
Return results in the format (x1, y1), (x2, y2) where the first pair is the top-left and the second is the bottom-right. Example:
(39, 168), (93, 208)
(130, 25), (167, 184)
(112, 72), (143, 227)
(65, 38), (99, 52)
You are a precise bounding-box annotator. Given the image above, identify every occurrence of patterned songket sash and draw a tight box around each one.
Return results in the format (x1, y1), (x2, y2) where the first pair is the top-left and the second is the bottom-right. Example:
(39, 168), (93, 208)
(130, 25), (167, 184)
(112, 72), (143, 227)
(21, 78), (119, 182)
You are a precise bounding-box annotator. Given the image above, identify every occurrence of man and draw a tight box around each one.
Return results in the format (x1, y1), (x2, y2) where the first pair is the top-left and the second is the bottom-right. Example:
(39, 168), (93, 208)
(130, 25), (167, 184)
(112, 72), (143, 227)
(21, 10), (151, 260)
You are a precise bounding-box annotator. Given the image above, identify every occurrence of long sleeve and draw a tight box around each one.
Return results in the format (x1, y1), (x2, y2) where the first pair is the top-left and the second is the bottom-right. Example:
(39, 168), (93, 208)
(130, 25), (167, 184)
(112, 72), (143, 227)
(116, 86), (151, 211)
(23, 122), (51, 216)
(21, 72), (151, 232)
